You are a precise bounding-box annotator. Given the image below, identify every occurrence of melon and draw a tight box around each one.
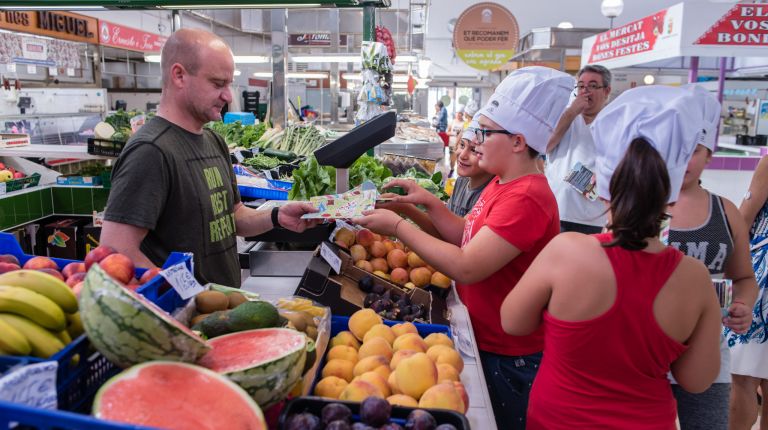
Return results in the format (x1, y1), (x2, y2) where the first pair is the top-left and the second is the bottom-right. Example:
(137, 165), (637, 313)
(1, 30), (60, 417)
(198, 328), (307, 408)
(79, 264), (210, 368)
(94, 361), (265, 430)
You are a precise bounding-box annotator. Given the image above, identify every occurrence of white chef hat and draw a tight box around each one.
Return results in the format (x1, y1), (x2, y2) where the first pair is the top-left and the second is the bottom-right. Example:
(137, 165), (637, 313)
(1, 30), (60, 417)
(476, 66), (574, 153)
(465, 100), (479, 116)
(681, 84), (721, 152)
(592, 85), (707, 203)
(461, 117), (480, 141)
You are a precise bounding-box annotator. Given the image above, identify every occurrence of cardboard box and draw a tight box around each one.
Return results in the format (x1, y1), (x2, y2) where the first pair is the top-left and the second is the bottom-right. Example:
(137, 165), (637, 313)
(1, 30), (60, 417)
(82, 223), (101, 256)
(295, 242), (449, 325)
(43, 218), (90, 260)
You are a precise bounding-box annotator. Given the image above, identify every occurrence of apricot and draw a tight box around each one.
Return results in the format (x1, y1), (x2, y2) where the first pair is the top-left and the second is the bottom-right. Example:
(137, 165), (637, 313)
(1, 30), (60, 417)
(314, 376), (348, 399)
(407, 252), (427, 268)
(431, 271), (452, 289)
(386, 249), (408, 270)
(393, 333), (428, 353)
(350, 244), (368, 262)
(424, 332), (454, 349)
(388, 371), (401, 395)
(393, 241), (405, 251)
(409, 267), (432, 288)
(335, 228), (356, 247)
(353, 355), (390, 377)
(436, 363), (460, 383)
(387, 394), (418, 408)
(330, 331), (360, 350)
(369, 241), (388, 258)
(327, 345), (358, 364)
(426, 345), (464, 373)
(390, 349), (418, 370)
(355, 260), (374, 273)
(363, 324), (396, 346)
(418, 382), (465, 413)
(391, 322), (418, 337)
(356, 371), (390, 397)
(370, 258), (389, 274)
(395, 352), (437, 400)
(340, 379), (382, 401)
(382, 239), (396, 253)
(389, 267), (409, 285)
(453, 381), (470, 412)
(356, 229), (375, 247)
(348, 308), (383, 341)
(358, 337), (393, 361)
(322, 359), (355, 382)
(373, 270), (390, 280)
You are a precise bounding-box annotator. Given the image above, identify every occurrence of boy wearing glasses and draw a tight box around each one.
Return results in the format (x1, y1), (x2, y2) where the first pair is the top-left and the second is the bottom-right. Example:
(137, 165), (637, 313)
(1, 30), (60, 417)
(545, 64), (612, 234)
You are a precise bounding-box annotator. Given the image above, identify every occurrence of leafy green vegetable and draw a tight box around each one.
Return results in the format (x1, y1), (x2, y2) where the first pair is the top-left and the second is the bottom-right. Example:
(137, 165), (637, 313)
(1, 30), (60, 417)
(288, 155), (336, 200)
(242, 154), (281, 170)
(205, 121), (267, 149)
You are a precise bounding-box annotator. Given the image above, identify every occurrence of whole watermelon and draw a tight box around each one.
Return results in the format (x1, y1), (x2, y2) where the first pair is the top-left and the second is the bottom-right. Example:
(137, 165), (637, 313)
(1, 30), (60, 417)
(94, 361), (266, 430)
(79, 264), (210, 368)
(198, 327), (307, 408)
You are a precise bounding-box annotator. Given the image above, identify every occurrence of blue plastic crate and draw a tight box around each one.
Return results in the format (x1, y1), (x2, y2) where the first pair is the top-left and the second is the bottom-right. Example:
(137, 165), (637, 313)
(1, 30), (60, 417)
(0, 400), (158, 430)
(238, 179), (292, 201)
(134, 252), (193, 314)
(223, 112), (255, 125)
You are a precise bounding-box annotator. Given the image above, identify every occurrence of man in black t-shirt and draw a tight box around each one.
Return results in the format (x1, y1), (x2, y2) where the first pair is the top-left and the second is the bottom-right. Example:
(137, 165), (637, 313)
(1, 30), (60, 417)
(101, 29), (318, 287)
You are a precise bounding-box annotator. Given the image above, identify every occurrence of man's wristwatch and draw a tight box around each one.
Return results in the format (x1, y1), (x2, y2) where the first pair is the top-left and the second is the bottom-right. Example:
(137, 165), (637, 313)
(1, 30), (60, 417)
(271, 206), (281, 229)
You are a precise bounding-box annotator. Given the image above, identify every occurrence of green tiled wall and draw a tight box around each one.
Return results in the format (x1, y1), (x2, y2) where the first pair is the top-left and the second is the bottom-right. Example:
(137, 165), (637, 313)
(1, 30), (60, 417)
(0, 187), (110, 231)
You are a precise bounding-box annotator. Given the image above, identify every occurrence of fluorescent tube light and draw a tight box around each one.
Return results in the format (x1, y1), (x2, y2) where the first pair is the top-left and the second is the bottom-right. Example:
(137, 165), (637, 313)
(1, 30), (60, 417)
(163, 4), (321, 9)
(292, 55), (359, 63)
(252, 72), (328, 79)
(145, 55), (268, 63)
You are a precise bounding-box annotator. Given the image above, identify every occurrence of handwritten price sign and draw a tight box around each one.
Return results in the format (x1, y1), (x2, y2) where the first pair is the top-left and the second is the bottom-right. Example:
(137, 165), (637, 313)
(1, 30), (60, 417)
(160, 262), (205, 300)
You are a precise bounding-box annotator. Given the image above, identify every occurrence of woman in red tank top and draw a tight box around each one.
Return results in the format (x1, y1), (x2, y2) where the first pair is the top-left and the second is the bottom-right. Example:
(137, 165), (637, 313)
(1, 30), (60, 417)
(500, 86), (724, 429)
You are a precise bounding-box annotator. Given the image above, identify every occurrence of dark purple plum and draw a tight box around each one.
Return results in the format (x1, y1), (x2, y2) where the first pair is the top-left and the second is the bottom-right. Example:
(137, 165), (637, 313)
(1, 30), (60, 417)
(360, 396), (392, 427)
(321, 403), (352, 425)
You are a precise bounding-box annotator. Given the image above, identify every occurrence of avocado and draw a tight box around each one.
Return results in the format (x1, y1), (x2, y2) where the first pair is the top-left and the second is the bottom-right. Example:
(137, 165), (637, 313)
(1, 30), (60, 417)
(199, 310), (233, 338)
(228, 301), (280, 331)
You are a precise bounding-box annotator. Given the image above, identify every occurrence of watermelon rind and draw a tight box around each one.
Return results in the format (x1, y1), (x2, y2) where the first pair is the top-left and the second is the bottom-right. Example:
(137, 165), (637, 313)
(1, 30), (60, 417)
(198, 328), (307, 409)
(93, 360), (266, 429)
(79, 264), (210, 368)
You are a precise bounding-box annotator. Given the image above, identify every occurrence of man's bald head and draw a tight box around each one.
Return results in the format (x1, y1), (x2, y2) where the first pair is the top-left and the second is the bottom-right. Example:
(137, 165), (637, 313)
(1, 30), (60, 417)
(161, 28), (232, 86)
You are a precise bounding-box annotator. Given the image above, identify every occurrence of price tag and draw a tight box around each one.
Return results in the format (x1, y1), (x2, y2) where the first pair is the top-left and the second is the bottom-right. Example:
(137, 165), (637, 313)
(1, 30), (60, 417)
(0, 182), (6, 196)
(7, 63), (16, 72)
(48, 67), (58, 76)
(0, 361), (58, 410)
(66, 68), (75, 77)
(320, 242), (342, 274)
(160, 262), (205, 300)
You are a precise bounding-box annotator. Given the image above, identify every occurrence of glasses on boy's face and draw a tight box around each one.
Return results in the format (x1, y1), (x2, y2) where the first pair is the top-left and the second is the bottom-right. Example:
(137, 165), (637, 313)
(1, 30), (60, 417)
(474, 127), (515, 144)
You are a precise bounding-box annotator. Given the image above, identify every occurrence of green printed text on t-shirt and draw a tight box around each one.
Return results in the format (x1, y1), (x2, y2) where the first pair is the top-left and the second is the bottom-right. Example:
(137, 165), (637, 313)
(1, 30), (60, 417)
(203, 166), (236, 243)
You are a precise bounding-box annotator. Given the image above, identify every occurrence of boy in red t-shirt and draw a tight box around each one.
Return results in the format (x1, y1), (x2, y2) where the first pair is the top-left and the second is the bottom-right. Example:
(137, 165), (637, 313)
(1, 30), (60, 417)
(355, 67), (574, 430)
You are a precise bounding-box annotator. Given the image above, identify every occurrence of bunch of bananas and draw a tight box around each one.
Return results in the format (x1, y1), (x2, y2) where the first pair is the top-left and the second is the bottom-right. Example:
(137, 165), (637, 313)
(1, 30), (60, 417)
(0, 270), (83, 358)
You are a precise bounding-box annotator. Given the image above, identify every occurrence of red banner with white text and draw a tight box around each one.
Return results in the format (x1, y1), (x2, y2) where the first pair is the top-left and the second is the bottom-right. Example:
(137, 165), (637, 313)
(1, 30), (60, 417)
(588, 10), (667, 64)
(98, 20), (166, 53)
(695, 4), (768, 46)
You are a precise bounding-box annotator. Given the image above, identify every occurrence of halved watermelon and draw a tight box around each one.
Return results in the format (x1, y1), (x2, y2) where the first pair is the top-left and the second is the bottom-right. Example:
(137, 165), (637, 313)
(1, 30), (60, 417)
(79, 264), (210, 368)
(198, 328), (307, 408)
(94, 361), (265, 430)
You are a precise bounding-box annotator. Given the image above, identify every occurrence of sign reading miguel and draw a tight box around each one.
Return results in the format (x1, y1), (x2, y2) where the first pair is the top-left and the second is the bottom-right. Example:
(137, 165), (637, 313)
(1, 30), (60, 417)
(99, 21), (167, 52)
(588, 9), (670, 63)
(0, 10), (98, 45)
(695, 4), (768, 45)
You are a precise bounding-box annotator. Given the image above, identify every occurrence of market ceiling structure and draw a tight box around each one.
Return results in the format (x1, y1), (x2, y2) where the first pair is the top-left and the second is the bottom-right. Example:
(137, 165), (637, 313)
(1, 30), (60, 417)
(0, 0), (389, 7)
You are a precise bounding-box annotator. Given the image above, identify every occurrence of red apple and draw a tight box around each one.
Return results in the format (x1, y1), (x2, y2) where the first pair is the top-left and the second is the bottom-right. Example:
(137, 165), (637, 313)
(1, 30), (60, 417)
(62, 262), (86, 279)
(0, 262), (20, 274)
(65, 272), (86, 288)
(138, 267), (162, 285)
(36, 268), (64, 281)
(72, 281), (84, 297)
(98, 253), (135, 284)
(12, 172), (23, 179)
(0, 254), (20, 266)
(0, 162), (5, 170)
(23, 256), (59, 270)
(84, 245), (116, 270)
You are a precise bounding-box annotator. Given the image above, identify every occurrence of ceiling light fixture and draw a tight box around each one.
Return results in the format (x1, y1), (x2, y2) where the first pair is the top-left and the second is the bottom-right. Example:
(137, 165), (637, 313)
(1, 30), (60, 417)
(145, 55), (268, 63)
(643, 74), (655, 85)
(252, 72), (328, 79)
(162, 3), (321, 9)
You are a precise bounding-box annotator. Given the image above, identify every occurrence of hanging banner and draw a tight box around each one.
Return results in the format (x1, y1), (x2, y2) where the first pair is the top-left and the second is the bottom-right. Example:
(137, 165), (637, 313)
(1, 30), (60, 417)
(98, 20), (167, 52)
(288, 33), (348, 47)
(453, 2), (519, 71)
(695, 4), (768, 46)
(587, 9), (668, 63)
(0, 10), (98, 45)
(0, 32), (83, 69)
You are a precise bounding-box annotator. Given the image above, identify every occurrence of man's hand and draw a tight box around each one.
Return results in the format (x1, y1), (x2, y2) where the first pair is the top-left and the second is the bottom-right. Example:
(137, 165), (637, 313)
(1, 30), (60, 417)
(723, 302), (753, 334)
(278, 203), (320, 233)
(568, 93), (589, 116)
(382, 179), (440, 208)
(353, 209), (404, 237)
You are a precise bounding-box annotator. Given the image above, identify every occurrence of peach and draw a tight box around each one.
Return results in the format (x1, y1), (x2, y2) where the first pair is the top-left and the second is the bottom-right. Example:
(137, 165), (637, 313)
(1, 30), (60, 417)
(424, 332), (454, 349)
(387, 394), (418, 407)
(335, 240), (349, 250)
(388, 371), (401, 395)
(322, 359), (355, 382)
(0, 254), (20, 265)
(410, 267), (432, 288)
(370, 258), (389, 274)
(138, 267), (162, 284)
(330, 331), (360, 350)
(393, 241), (405, 251)
(453, 381), (470, 412)
(348, 308), (383, 341)
(355, 371), (390, 397)
(382, 239), (396, 253)
(65, 272), (87, 288)
(426, 345), (464, 373)
(363, 324), (396, 346)
(327, 345), (359, 364)
(369, 241), (387, 258)
(355, 260), (374, 273)
(358, 337), (393, 361)
(36, 268), (64, 281)
(72, 281), (84, 298)
(84, 245), (116, 270)
(389, 267), (408, 285)
(393, 333), (428, 353)
(335, 228), (356, 247)
(62, 262), (86, 279)
(395, 352), (438, 400)
(339, 379), (382, 401)
(356, 229), (375, 248)
(391, 322), (418, 337)
(314, 376), (348, 399)
(371, 233), (383, 242)
(418, 382), (465, 413)
(431, 271), (452, 289)
(436, 363), (460, 383)
(0, 262), (20, 274)
(99, 253), (135, 285)
(386, 249), (408, 270)
(390, 349), (418, 370)
(353, 355), (389, 377)
(350, 244), (368, 262)
(23, 256), (58, 270)
(407, 252), (426, 268)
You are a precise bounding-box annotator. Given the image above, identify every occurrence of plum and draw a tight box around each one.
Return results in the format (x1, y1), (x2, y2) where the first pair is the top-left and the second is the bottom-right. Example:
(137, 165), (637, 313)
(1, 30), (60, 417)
(360, 396), (392, 427)
(285, 412), (321, 430)
(380, 424), (404, 430)
(435, 425), (457, 430)
(352, 423), (376, 430)
(364, 293), (379, 308)
(322, 403), (352, 425)
(327, 420), (352, 430)
(359, 276), (375, 293)
(404, 410), (436, 430)
(372, 283), (385, 295)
